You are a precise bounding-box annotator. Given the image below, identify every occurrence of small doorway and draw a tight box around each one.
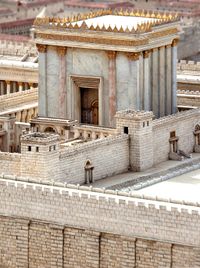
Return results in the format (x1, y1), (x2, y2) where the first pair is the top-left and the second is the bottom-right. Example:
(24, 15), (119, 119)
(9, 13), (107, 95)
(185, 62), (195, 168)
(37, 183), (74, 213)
(80, 87), (98, 125)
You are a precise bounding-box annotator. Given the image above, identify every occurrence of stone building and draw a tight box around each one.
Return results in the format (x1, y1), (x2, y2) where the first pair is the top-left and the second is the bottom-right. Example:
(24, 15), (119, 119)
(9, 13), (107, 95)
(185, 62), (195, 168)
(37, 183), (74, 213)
(34, 9), (179, 126)
(1, 9), (200, 268)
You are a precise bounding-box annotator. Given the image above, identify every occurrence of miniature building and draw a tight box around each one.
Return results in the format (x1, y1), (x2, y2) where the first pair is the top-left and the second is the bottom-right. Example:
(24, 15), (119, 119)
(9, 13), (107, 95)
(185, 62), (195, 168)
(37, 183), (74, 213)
(34, 9), (179, 127)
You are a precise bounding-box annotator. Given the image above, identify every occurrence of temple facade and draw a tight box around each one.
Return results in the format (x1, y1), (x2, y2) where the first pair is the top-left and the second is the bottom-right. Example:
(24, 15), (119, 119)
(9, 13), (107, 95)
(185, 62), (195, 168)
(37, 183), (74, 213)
(34, 10), (179, 127)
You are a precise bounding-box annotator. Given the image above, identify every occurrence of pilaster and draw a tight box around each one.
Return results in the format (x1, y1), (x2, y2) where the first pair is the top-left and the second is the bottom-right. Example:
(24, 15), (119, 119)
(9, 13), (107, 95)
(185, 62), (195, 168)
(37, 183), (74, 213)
(126, 52), (141, 110)
(107, 51), (117, 127)
(36, 44), (47, 117)
(171, 39), (179, 114)
(57, 46), (67, 119)
(159, 46), (166, 117)
(166, 44), (172, 115)
(143, 50), (151, 111)
(151, 48), (159, 118)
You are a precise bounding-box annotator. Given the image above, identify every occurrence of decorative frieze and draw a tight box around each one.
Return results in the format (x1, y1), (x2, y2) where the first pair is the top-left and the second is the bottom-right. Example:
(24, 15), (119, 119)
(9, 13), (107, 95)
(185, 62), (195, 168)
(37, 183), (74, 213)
(143, 50), (151, 58)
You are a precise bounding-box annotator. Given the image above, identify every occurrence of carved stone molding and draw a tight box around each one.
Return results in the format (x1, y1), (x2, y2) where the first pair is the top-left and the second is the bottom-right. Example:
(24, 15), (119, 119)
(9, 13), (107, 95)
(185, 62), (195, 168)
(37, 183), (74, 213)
(36, 33), (148, 47)
(126, 52), (141, 61)
(107, 51), (116, 60)
(36, 44), (47, 53)
(143, 50), (151, 58)
(57, 46), (67, 56)
(172, 38), (179, 47)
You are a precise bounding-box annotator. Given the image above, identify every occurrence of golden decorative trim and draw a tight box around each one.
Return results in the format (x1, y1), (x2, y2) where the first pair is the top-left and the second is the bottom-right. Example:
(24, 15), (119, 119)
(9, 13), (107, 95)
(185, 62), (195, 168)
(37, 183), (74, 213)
(126, 52), (141, 61)
(5, 80), (10, 85)
(172, 38), (179, 47)
(48, 45), (57, 51)
(150, 28), (178, 39)
(36, 44), (47, 53)
(36, 33), (148, 47)
(107, 51), (116, 60)
(57, 46), (67, 56)
(143, 50), (150, 58)
(18, 82), (23, 86)
(33, 9), (180, 34)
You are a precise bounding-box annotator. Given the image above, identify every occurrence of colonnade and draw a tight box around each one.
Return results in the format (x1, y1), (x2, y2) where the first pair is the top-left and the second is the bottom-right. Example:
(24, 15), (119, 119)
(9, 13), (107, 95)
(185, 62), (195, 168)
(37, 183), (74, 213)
(7, 107), (38, 123)
(0, 80), (38, 96)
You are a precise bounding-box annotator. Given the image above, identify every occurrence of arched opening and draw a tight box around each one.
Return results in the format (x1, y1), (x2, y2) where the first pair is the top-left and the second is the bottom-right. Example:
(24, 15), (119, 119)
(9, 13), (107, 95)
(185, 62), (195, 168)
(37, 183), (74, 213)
(44, 127), (56, 133)
(84, 160), (94, 184)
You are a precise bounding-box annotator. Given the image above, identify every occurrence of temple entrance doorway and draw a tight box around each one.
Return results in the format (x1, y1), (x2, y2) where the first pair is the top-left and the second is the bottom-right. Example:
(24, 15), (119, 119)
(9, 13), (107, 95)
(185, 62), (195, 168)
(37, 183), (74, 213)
(80, 87), (98, 125)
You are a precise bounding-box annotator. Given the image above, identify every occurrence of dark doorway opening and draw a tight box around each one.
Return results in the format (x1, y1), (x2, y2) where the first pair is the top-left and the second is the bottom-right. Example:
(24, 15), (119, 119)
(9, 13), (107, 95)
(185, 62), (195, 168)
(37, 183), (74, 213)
(80, 87), (98, 125)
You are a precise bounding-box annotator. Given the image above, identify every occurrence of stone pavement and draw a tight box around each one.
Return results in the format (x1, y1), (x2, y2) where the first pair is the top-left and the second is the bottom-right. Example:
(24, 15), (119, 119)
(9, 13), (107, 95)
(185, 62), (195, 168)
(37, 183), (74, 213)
(92, 153), (200, 189)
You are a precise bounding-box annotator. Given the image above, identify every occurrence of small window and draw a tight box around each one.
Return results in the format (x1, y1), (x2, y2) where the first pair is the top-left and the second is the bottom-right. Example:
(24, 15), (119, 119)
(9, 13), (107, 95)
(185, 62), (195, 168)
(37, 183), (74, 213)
(96, 134), (99, 139)
(36, 147), (39, 152)
(88, 133), (91, 138)
(143, 122), (145, 127)
(147, 121), (149, 126)
(49, 146), (51, 152)
(80, 132), (83, 137)
(170, 131), (176, 138)
(124, 126), (129, 134)
(53, 145), (56, 150)
(28, 146), (31, 151)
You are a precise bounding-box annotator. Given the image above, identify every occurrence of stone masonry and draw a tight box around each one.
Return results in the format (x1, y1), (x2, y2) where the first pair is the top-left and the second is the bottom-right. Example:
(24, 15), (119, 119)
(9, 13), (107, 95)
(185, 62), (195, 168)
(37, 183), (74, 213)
(0, 178), (199, 267)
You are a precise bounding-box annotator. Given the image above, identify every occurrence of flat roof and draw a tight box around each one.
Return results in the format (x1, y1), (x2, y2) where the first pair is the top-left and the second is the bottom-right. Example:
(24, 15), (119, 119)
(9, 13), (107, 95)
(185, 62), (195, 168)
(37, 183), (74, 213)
(76, 15), (158, 31)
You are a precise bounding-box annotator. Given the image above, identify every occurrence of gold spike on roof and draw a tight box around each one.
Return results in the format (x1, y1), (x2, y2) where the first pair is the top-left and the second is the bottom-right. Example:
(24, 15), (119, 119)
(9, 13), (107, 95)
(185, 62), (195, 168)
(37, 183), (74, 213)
(34, 8), (180, 35)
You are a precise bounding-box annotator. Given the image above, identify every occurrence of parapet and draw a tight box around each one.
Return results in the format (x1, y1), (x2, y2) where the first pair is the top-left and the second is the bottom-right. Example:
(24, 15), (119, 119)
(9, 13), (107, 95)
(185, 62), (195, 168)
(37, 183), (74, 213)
(21, 132), (60, 145)
(115, 110), (153, 120)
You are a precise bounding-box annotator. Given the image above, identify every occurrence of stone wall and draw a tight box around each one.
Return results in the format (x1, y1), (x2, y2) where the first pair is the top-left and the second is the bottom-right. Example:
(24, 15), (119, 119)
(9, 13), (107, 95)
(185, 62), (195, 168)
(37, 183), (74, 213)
(152, 109), (200, 164)
(0, 152), (21, 176)
(0, 178), (199, 267)
(177, 60), (200, 73)
(177, 91), (200, 107)
(58, 134), (129, 184)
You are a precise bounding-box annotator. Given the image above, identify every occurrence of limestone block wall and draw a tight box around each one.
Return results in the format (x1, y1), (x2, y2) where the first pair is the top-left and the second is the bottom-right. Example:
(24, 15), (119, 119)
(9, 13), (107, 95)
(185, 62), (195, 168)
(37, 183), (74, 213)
(0, 179), (199, 267)
(0, 152), (21, 176)
(152, 109), (200, 164)
(177, 60), (200, 74)
(59, 134), (129, 184)
(177, 91), (200, 107)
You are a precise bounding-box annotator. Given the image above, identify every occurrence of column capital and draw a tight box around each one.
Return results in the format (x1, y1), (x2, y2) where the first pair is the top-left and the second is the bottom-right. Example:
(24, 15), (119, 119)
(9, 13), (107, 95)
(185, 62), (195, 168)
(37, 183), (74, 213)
(36, 44), (47, 53)
(5, 80), (10, 85)
(18, 82), (23, 86)
(126, 52), (141, 61)
(172, 38), (179, 47)
(48, 45), (57, 51)
(166, 44), (171, 49)
(143, 50), (151, 58)
(57, 46), (67, 56)
(158, 46), (165, 50)
(107, 51), (116, 60)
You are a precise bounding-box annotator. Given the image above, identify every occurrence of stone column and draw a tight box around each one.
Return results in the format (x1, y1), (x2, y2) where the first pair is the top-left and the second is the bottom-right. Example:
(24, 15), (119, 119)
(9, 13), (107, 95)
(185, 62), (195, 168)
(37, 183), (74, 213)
(127, 52), (141, 110)
(143, 50), (151, 111)
(107, 51), (116, 127)
(13, 81), (17, 93)
(57, 46), (67, 119)
(18, 82), (23, 92)
(24, 82), (29, 91)
(0, 81), (4, 95)
(151, 48), (159, 118)
(36, 44), (47, 117)
(166, 44), (172, 115)
(159, 46), (166, 117)
(171, 39), (179, 114)
(5, 80), (11, 95)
